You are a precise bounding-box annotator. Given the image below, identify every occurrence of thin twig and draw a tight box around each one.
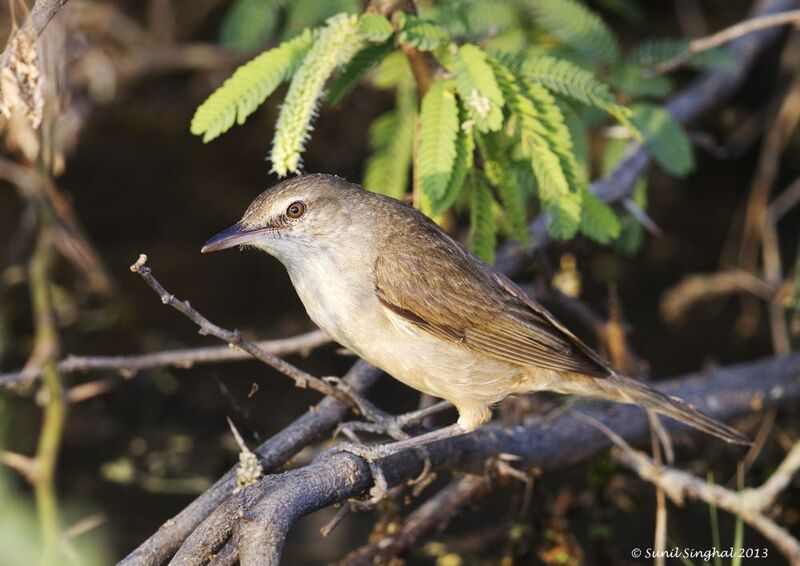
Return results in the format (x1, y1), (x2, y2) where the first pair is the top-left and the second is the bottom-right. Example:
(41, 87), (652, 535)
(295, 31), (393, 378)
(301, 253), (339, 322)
(0, 329), (331, 388)
(653, 9), (800, 74)
(128, 254), (358, 410)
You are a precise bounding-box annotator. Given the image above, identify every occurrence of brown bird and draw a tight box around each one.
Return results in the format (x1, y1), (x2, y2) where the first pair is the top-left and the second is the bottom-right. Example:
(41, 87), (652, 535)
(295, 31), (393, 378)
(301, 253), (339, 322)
(203, 174), (748, 455)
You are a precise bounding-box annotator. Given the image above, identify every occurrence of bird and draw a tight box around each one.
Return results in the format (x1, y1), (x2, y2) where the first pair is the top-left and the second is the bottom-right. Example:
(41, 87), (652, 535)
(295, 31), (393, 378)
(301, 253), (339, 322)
(202, 173), (749, 455)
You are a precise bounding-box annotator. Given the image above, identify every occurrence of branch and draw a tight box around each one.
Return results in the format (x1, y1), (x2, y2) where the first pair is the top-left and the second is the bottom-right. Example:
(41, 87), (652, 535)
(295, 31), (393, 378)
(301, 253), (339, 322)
(118, 360), (381, 566)
(0, 0), (69, 70)
(653, 9), (800, 75)
(170, 352), (800, 565)
(495, 0), (800, 275)
(0, 329), (330, 388)
(613, 438), (800, 562)
(128, 254), (356, 408)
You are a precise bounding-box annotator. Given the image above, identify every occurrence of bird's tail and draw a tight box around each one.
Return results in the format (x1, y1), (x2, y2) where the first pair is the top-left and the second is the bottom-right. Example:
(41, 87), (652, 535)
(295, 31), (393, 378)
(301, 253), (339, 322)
(586, 374), (751, 445)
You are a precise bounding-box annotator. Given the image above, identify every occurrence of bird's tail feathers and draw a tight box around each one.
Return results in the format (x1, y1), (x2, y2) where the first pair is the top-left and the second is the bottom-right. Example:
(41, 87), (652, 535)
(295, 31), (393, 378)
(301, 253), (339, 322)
(593, 374), (751, 446)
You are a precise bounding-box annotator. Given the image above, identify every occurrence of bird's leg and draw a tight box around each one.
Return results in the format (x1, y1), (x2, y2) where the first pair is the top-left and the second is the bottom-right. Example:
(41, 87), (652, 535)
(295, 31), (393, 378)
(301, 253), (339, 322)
(333, 423), (466, 461)
(335, 400), (453, 441)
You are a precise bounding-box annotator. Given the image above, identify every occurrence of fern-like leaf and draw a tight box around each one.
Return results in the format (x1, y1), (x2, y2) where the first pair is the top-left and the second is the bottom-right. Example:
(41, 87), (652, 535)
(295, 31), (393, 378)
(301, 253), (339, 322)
(525, 0), (620, 62)
(281, 0), (360, 40)
(358, 13), (394, 42)
(628, 38), (738, 72)
(418, 80), (460, 204)
(608, 63), (674, 99)
(270, 14), (365, 176)
(631, 103), (694, 177)
(450, 44), (505, 132)
(397, 14), (450, 51)
(326, 42), (392, 105)
(580, 190), (620, 243)
(476, 132), (529, 243)
(518, 55), (633, 129)
(469, 174), (498, 263)
(219, 0), (287, 52)
(431, 102), (474, 215)
(363, 84), (416, 198)
(191, 30), (313, 143)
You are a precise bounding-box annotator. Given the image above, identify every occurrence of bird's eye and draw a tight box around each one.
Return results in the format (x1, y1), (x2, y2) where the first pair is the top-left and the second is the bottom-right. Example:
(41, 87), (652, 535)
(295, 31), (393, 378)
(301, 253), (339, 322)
(286, 201), (306, 219)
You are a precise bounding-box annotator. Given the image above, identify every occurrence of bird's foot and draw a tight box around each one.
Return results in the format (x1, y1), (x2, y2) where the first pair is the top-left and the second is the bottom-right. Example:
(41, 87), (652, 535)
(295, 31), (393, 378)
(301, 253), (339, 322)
(334, 399), (453, 442)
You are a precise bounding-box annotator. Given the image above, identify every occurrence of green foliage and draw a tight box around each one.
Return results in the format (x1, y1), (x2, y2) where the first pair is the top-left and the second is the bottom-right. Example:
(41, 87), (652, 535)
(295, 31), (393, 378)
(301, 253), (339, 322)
(191, 30), (313, 142)
(469, 174), (498, 263)
(326, 42), (392, 105)
(270, 14), (364, 176)
(628, 39), (738, 72)
(519, 55), (633, 129)
(525, 0), (620, 62)
(631, 103), (695, 177)
(418, 80), (460, 204)
(398, 14), (451, 51)
(449, 45), (505, 133)
(357, 13), (393, 43)
(363, 84), (416, 199)
(199, 0), (707, 255)
(281, 0), (360, 40)
(477, 132), (529, 243)
(219, 0), (288, 52)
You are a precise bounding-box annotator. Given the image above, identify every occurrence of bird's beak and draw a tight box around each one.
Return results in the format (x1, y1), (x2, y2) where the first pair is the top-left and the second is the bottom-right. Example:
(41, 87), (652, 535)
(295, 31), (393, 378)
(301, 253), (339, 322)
(202, 223), (258, 253)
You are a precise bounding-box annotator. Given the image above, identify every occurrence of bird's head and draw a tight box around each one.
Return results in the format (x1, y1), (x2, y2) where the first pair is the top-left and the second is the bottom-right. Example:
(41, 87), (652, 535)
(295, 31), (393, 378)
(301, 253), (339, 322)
(202, 174), (374, 264)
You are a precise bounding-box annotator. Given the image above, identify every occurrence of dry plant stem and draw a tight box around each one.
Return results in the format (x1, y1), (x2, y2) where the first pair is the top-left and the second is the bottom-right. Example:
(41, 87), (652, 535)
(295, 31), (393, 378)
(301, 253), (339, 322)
(0, 0), (69, 70)
(119, 360), (381, 566)
(0, 329), (331, 387)
(337, 474), (494, 566)
(496, 0), (800, 275)
(129, 255), (356, 409)
(653, 9), (800, 74)
(613, 440), (800, 563)
(177, 353), (800, 566)
(29, 227), (66, 566)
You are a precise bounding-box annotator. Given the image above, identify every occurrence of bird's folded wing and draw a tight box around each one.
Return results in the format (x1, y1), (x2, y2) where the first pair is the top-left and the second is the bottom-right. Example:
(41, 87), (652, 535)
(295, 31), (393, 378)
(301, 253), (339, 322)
(373, 234), (611, 379)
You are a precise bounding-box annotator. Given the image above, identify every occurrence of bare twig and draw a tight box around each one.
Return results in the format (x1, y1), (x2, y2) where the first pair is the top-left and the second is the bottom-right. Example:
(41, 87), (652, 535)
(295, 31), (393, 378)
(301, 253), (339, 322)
(129, 254), (359, 410)
(0, 0), (70, 71)
(661, 270), (778, 323)
(0, 329), (330, 388)
(613, 438), (800, 563)
(653, 10), (800, 75)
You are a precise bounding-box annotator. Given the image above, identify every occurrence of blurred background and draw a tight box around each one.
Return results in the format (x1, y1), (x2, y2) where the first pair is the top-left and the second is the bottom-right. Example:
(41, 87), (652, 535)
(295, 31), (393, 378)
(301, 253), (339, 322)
(0, 0), (798, 564)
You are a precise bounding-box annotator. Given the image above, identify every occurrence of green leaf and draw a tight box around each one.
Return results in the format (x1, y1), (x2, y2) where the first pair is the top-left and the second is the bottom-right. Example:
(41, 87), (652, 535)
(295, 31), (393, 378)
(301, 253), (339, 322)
(398, 15), (450, 51)
(326, 42), (392, 104)
(608, 63), (674, 99)
(476, 132), (529, 243)
(191, 30), (313, 142)
(358, 13), (393, 42)
(492, 60), (582, 239)
(560, 101), (589, 184)
(525, 0), (620, 62)
(631, 103), (694, 177)
(372, 50), (413, 89)
(614, 179), (647, 255)
(219, 0), (288, 52)
(518, 55), (633, 129)
(270, 14), (365, 176)
(450, 44), (505, 132)
(580, 190), (620, 243)
(281, 0), (360, 40)
(363, 84), (416, 199)
(431, 101), (474, 215)
(628, 38), (738, 72)
(469, 175), (498, 263)
(418, 80), (460, 204)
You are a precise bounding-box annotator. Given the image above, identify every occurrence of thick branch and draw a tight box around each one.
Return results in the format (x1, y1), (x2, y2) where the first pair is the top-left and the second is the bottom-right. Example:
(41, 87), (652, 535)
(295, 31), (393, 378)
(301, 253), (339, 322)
(182, 352), (800, 565)
(495, 0), (800, 275)
(118, 360), (381, 566)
